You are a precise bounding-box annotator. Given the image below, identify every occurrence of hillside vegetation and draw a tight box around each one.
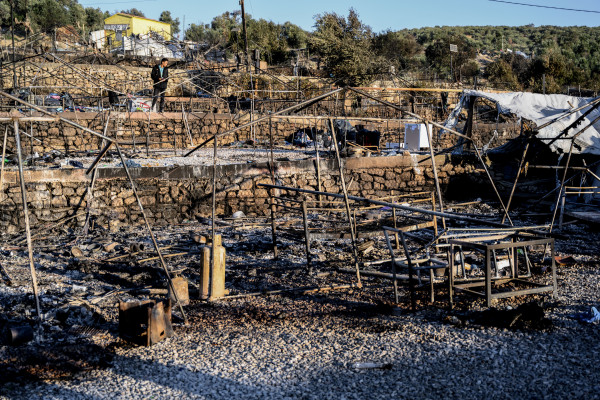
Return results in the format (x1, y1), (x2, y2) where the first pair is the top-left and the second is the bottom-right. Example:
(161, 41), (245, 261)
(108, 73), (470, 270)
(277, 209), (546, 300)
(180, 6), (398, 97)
(1, 1), (599, 92)
(403, 25), (600, 91)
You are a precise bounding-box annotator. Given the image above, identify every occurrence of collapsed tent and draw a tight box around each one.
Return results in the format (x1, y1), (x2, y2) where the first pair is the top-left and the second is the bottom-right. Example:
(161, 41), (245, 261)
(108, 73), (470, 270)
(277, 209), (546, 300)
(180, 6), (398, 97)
(121, 35), (183, 59)
(444, 90), (600, 155)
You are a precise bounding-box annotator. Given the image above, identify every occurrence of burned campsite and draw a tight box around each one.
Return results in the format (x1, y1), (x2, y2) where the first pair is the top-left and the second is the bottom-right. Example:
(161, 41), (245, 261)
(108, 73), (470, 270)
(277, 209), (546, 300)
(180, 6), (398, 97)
(1, 2), (600, 399)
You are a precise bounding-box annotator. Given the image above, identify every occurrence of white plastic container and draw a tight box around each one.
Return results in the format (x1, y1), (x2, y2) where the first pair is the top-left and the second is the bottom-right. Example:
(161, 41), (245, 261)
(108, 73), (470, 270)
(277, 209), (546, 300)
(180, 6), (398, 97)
(404, 123), (431, 150)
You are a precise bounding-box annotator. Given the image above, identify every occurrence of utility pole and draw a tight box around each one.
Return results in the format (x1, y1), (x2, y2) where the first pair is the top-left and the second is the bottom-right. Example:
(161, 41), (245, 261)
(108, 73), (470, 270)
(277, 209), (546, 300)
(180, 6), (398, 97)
(240, 0), (250, 73)
(542, 73), (546, 94)
(449, 44), (458, 83)
(10, 0), (17, 88)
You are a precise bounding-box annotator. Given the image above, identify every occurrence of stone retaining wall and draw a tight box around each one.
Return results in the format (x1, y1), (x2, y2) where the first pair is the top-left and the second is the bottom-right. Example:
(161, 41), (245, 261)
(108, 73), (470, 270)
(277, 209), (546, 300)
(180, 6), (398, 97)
(0, 154), (494, 233)
(4, 63), (188, 97)
(0, 112), (518, 156)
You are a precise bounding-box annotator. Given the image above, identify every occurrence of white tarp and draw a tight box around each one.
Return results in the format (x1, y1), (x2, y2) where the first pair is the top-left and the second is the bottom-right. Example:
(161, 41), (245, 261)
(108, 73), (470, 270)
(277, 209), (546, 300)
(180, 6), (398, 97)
(89, 30), (106, 49)
(444, 90), (600, 155)
(122, 36), (183, 59)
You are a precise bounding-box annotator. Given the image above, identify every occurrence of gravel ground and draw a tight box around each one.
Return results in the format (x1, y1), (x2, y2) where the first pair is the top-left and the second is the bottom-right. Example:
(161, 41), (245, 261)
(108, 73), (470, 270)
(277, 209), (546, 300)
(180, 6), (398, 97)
(0, 209), (599, 400)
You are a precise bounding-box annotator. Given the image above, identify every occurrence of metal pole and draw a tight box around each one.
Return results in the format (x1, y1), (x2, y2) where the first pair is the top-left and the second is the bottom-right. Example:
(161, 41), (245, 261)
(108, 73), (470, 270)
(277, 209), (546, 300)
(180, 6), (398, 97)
(146, 112), (150, 157)
(114, 144), (188, 325)
(549, 141), (574, 232)
(559, 187), (566, 229)
(268, 116), (275, 172)
(425, 121), (446, 230)
(399, 231), (416, 311)
(502, 141), (529, 224)
(0, 126), (8, 201)
(313, 120), (323, 206)
(329, 117), (361, 287)
(240, 0), (250, 73)
(10, 0), (17, 89)
(85, 114), (113, 175)
(542, 74), (546, 95)
(383, 229), (399, 303)
(302, 200), (312, 271)
(472, 144), (513, 225)
(14, 119), (41, 320)
(268, 116), (278, 259)
(391, 194), (400, 249)
(210, 132), (217, 298)
(83, 167), (97, 235)
(269, 188), (278, 259)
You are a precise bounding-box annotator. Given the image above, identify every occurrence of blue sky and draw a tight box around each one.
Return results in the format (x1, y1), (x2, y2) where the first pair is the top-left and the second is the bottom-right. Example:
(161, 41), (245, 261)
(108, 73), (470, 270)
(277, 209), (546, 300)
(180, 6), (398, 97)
(79, 0), (600, 34)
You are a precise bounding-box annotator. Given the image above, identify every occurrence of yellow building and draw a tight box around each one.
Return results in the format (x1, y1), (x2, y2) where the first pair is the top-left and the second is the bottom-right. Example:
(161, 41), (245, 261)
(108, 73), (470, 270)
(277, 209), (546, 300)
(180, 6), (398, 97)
(104, 13), (172, 46)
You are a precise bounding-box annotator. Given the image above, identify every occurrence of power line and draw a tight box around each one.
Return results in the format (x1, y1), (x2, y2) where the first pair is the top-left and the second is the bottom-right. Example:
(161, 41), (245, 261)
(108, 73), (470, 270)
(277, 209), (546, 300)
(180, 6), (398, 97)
(488, 0), (600, 14)
(80, 0), (156, 5)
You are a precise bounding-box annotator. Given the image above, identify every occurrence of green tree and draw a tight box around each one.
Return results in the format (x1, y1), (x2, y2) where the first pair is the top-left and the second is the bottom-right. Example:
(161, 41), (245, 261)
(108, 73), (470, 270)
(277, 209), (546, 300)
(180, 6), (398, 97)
(185, 23), (205, 42)
(502, 52), (530, 85)
(425, 35), (476, 80)
(247, 18), (288, 64)
(120, 8), (144, 17)
(282, 21), (307, 49)
(461, 60), (480, 80)
(310, 9), (375, 86)
(159, 10), (180, 37)
(372, 30), (420, 70)
(0, 0), (28, 30)
(485, 59), (520, 89)
(185, 23), (222, 46)
(84, 7), (107, 32)
(67, 1), (85, 31)
(30, 0), (68, 32)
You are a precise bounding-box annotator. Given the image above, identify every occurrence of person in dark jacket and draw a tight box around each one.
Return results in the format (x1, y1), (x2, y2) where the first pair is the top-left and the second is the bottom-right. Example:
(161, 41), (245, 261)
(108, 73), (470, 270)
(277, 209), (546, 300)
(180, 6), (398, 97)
(151, 58), (169, 112)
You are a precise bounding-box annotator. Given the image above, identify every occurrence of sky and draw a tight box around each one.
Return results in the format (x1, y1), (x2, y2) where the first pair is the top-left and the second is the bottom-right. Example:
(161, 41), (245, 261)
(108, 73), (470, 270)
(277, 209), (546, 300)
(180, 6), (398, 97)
(78, 0), (600, 34)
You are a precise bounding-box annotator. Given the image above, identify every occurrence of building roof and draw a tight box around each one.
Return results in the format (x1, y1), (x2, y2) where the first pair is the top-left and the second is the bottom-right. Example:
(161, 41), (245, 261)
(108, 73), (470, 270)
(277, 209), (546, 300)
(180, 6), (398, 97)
(107, 13), (171, 26)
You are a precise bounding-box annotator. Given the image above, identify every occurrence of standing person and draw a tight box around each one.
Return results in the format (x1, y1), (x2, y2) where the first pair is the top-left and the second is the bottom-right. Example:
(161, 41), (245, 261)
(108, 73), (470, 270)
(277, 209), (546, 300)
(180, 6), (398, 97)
(151, 58), (169, 112)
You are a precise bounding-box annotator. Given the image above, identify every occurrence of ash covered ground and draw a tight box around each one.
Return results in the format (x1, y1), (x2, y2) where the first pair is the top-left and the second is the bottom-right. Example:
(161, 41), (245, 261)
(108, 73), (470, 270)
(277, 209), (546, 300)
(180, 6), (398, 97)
(8, 146), (317, 171)
(0, 202), (599, 399)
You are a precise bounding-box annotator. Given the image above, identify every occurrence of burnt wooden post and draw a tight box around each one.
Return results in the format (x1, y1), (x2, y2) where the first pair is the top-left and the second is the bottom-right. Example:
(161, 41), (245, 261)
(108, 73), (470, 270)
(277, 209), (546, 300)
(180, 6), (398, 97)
(14, 119), (42, 321)
(448, 245), (455, 309)
(329, 117), (361, 287)
(391, 192), (400, 249)
(302, 200), (311, 270)
(313, 124), (323, 206)
(0, 126), (7, 202)
(383, 228), (399, 303)
(269, 188), (278, 259)
(485, 248), (492, 308)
